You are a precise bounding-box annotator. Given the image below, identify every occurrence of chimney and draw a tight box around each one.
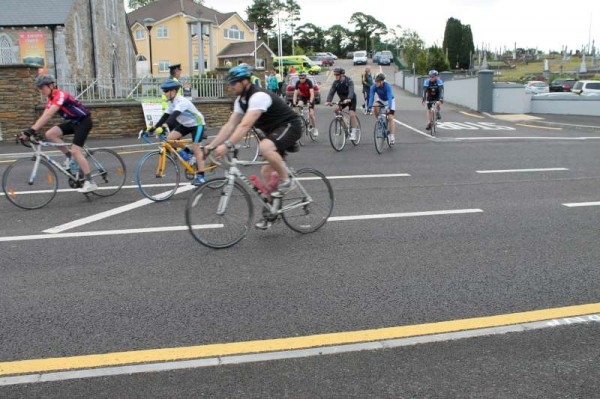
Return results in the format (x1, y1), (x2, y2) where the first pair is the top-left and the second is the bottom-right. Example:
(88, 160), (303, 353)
(180, 0), (184, 11)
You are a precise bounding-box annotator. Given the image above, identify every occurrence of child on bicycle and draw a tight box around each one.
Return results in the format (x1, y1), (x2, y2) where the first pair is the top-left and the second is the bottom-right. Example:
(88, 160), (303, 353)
(21, 74), (97, 193)
(367, 73), (396, 145)
(422, 70), (444, 131)
(148, 78), (207, 185)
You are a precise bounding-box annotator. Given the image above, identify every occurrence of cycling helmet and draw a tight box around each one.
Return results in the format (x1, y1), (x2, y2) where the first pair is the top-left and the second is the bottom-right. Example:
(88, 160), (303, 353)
(298, 70), (307, 77)
(375, 73), (386, 81)
(333, 67), (345, 75)
(34, 74), (55, 88)
(428, 70), (439, 77)
(160, 78), (182, 91)
(226, 64), (253, 83)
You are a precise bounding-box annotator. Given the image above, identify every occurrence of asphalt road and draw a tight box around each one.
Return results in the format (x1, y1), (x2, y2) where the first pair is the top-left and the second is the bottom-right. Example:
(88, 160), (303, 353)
(0, 59), (599, 397)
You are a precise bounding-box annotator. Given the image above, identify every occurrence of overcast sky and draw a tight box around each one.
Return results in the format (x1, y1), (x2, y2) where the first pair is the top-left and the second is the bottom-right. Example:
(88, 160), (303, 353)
(201, 0), (598, 53)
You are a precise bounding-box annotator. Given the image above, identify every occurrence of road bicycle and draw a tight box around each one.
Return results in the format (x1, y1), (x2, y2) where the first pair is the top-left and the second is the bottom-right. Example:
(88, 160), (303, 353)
(294, 104), (318, 145)
(239, 128), (261, 162)
(2, 135), (126, 209)
(135, 130), (219, 201)
(185, 148), (334, 249)
(327, 102), (362, 151)
(426, 100), (440, 136)
(373, 103), (392, 154)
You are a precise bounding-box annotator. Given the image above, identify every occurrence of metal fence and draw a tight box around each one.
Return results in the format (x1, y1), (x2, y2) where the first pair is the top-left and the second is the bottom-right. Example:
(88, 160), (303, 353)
(45, 76), (227, 103)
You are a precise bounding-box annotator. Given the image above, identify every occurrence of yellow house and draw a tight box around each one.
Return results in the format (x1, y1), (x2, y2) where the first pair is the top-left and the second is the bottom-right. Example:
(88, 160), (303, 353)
(128, 0), (261, 77)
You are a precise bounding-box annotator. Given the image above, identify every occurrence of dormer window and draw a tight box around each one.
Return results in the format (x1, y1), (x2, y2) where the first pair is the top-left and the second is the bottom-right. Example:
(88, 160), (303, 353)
(224, 25), (244, 40)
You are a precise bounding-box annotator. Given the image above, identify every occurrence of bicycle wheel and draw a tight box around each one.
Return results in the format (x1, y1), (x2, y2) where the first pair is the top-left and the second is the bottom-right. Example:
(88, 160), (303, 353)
(186, 178), (253, 249)
(374, 118), (387, 154)
(298, 118), (309, 146)
(351, 117), (362, 145)
(2, 158), (58, 209)
(329, 118), (346, 151)
(85, 148), (126, 197)
(431, 111), (437, 136)
(237, 129), (260, 162)
(282, 168), (334, 234)
(135, 150), (181, 201)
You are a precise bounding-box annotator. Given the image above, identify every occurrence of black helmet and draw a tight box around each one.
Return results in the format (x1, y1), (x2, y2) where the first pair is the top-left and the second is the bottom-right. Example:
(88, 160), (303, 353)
(160, 78), (182, 91)
(34, 74), (55, 88)
(375, 73), (386, 81)
(333, 67), (345, 75)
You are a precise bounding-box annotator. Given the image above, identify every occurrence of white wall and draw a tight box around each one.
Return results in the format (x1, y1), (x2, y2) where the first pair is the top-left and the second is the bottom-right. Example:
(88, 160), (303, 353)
(493, 84), (532, 113)
(531, 96), (600, 116)
(444, 77), (478, 110)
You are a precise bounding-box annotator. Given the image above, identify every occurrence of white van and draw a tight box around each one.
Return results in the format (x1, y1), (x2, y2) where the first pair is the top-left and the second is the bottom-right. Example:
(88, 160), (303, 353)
(353, 51), (368, 65)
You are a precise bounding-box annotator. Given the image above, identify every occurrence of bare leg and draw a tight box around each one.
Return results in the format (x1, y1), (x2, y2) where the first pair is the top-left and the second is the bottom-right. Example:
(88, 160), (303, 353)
(259, 139), (288, 181)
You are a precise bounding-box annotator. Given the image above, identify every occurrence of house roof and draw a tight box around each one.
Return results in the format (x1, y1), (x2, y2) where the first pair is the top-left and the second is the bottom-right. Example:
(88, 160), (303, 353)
(0, 0), (75, 26)
(217, 41), (275, 58)
(128, 0), (243, 27)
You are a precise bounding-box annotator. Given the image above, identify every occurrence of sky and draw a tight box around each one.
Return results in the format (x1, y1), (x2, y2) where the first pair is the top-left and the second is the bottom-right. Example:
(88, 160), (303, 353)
(201, 0), (598, 53)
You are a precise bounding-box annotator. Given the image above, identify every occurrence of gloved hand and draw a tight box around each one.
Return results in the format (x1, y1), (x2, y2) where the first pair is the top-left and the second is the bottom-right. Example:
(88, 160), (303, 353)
(146, 125), (156, 133)
(22, 127), (36, 137)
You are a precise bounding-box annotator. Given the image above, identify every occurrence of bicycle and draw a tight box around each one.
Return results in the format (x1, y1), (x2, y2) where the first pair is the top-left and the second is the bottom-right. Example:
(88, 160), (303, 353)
(426, 100), (440, 136)
(239, 128), (261, 162)
(327, 102), (362, 152)
(185, 148), (334, 249)
(373, 103), (392, 154)
(2, 134), (126, 210)
(294, 104), (318, 145)
(135, 130), (219, 202)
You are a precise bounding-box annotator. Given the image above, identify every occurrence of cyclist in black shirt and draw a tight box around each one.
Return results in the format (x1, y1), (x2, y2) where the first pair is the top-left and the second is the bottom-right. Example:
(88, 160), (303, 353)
(325, 67), (360, 141)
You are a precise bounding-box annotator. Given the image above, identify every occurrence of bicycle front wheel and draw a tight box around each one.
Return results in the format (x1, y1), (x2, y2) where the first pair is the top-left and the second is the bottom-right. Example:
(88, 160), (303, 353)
(86, 148), (126, 197)
(298, 118), (310, 146)
(351, 117), (362, 146)
(186, 178), (253, 249)
(2, 158), (58, 209)
(237, 130), (260, 162)
(282, 168), (334, 234)
(374, 118), (387, 154)
(431, 113), (437, 136)
(329, 118), (346, 152)
(135, 150), (181, 201)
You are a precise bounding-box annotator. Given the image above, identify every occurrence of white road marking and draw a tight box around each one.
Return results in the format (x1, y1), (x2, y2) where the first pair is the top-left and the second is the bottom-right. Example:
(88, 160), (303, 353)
(562, 201), (600, 208)
(476, 168), (569, 174)
(300, 173), (410, 180)
(394, 119), (434, 139)
(455, 137), (600, 141)
(0, 209), (484, 242)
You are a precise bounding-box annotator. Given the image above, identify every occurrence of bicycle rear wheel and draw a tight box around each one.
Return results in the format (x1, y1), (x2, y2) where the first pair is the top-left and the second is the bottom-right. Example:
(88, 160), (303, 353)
(374, 118), (387, 154)
(186, 178), (253, 249)
(2, 158), (58, 209)
(135, 150), (181, 201)
(237, 129), (260, 162)
(329, 118), (346, 151)
(86, 148), (126, 197)
(351, 117), (362, 145)
(282, 168), (334, 234)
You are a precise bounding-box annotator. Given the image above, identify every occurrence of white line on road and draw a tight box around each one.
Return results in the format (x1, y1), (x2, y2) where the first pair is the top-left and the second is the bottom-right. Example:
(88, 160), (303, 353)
(455, 137), (600, 141)
(476, 168), (569, 174)
(562, 201), (600, 208)
(300, 173), (410, 180)
(1, 209), (484, 242)
(394, 119), (434, 139)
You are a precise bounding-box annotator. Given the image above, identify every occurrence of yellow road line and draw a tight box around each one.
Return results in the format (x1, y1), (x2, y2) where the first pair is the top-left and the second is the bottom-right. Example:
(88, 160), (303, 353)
(460, 111), (484, 119)
(117, 149), (148, 155)
(516, 123), (563, 130)
(1, 302), (599, 376)
(0, 160), (15, 163)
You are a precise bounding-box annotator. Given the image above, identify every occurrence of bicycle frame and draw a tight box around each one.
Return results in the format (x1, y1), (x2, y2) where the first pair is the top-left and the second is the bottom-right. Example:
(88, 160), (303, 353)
(26, 141), (87, 182)
(140, 133), (216, 176)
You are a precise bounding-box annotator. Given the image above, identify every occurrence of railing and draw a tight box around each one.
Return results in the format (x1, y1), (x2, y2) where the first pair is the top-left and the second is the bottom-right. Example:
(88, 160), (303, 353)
(43, 76), (228, 103)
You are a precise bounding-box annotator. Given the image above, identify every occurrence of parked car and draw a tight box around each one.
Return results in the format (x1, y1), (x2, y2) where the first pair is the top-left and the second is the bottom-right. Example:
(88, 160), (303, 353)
(572, 80), (600, 95)
(308, 56), (323, 67)
(285, 74), (321, 104)
(373, 51), (381, 63)
(353, 50), (368, 65)
(346, 51), (354, 59)
(524, 81), (549, 94)
(378, 54), (391, 65)
(325, 52), (338, 60)
(380, 50), (393, 61)
(313, 52), (335, 66)
(549, 78), (577, 92)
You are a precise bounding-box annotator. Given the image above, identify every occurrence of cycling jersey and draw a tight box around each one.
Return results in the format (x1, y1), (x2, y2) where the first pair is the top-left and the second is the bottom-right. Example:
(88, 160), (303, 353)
(367, 81), (395, 108)
(326, 75), (356, 102)
(165, 96), (205, 128)
(234, 85), (300, 134)
(295, 79), (314, 99)
(423, 78), (444, 101)
(46, 89), (90, 122)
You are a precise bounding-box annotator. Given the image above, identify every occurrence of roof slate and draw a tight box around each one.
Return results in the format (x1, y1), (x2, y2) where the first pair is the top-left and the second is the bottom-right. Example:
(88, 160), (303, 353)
(0, 0), (75, 26)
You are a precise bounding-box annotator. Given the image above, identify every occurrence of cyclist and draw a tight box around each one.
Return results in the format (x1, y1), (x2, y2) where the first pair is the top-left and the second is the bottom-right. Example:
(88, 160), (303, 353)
(325, 67), (359, 141)
(21, 74), (97, 193)
(292, 70), (319, 137)
(361, 66), (374, 113)
(149, 78), (208, 185)
(209, 65), (302, 230)
(367, 73), (396, 145)
(422, 69), (444, 131)
(162, 63), (183, 111)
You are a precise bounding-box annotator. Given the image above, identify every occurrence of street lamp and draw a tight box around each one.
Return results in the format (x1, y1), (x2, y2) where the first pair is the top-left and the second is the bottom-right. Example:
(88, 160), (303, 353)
(143, 18), (156, 76)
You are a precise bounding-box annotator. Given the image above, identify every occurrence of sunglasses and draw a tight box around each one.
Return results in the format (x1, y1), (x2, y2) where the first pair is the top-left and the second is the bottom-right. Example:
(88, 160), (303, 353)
(334, 74), (341, 77)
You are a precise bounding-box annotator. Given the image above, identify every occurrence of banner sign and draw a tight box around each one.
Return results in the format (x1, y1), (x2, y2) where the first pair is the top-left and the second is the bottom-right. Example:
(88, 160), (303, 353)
(19, 32), (46, 74)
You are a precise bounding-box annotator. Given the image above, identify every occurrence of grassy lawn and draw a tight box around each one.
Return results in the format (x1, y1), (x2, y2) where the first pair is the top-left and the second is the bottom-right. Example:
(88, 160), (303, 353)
(490, 55), (599, 82)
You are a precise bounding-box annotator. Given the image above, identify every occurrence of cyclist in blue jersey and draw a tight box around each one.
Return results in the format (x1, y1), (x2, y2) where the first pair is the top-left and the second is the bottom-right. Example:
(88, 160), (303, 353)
(367, 73), (396, 145)
(422, 69), (444, 131)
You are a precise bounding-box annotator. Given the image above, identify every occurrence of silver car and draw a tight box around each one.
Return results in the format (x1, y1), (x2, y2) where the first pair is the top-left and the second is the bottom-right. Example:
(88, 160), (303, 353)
(524, 81), (549, 94)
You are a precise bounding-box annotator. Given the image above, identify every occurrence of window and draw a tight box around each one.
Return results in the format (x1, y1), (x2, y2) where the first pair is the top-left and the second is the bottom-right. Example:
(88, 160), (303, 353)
(158, 60), (170, 72)
(104, 0), (116, 29)
(0, 34), (15, 64)
(224, 25), (244, 40)
(157, 26), (168, 38)
(194, 60), (207, 71)
(135, 29), (145, 40)
(74, 13), (83, 68)
(256, 58), (265, 69)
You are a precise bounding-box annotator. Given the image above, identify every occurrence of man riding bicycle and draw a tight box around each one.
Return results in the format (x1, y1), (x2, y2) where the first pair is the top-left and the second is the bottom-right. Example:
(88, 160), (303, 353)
(210, 65), (302, 230)
(20, 74), (97, 193)
(325, 67), (360, 141)
(367, 73), (396, 145)
(292, 70), (319, 137)
(422, 69), (444, 131)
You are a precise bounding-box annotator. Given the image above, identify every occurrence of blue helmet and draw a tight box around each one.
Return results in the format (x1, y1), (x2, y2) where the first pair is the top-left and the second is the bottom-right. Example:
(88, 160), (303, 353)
(160, 78), (182, 91)
(428, 70), (439, 77)
(226, 64), (253, 83)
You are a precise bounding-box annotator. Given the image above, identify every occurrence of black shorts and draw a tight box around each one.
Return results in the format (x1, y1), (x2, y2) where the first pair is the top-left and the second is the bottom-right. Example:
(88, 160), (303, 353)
(173, 125), (205, 143)
(426, 97), (441, 109)
(264, 119), (302, 156)
(58, 116), (92, 147)
(339, 97), (357, 112)
(298, 96), (314, 109)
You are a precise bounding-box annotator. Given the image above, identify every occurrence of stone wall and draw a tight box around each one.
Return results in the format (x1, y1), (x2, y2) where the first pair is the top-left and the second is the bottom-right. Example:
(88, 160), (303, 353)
(0, 65), (40, 139)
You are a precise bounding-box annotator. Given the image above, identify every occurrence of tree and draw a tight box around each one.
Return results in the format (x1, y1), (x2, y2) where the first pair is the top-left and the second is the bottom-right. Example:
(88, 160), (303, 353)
(325, 25), (351, 57)
(128, 0), (202, 10)
(442, 17), (474, 69)
(246, 0), (276, 42)
(425, 45), (450, 74)
(278, 0), (301, 54)
(295, 23), (325, 53)
(400, 29), (425, 70)
(348, 12), (387, 53)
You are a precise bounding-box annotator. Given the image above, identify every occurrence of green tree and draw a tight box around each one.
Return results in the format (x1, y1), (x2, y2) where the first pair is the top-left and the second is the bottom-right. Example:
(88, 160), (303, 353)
(325, 25), (351, 56)
(400, 29), (425, 71)
(296, 23), (325, 53)
(348, 12), (387, 53)
(425, 45), (450, 74)
(442, 17), (474, 69)
(246, 0), (276, 42)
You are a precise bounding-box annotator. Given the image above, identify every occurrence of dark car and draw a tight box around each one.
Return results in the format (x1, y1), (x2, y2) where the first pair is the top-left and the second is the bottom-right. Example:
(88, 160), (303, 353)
(285, 74), (321, 104)
(378, 54), (391, 65)
(549, 78), (577, 92)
